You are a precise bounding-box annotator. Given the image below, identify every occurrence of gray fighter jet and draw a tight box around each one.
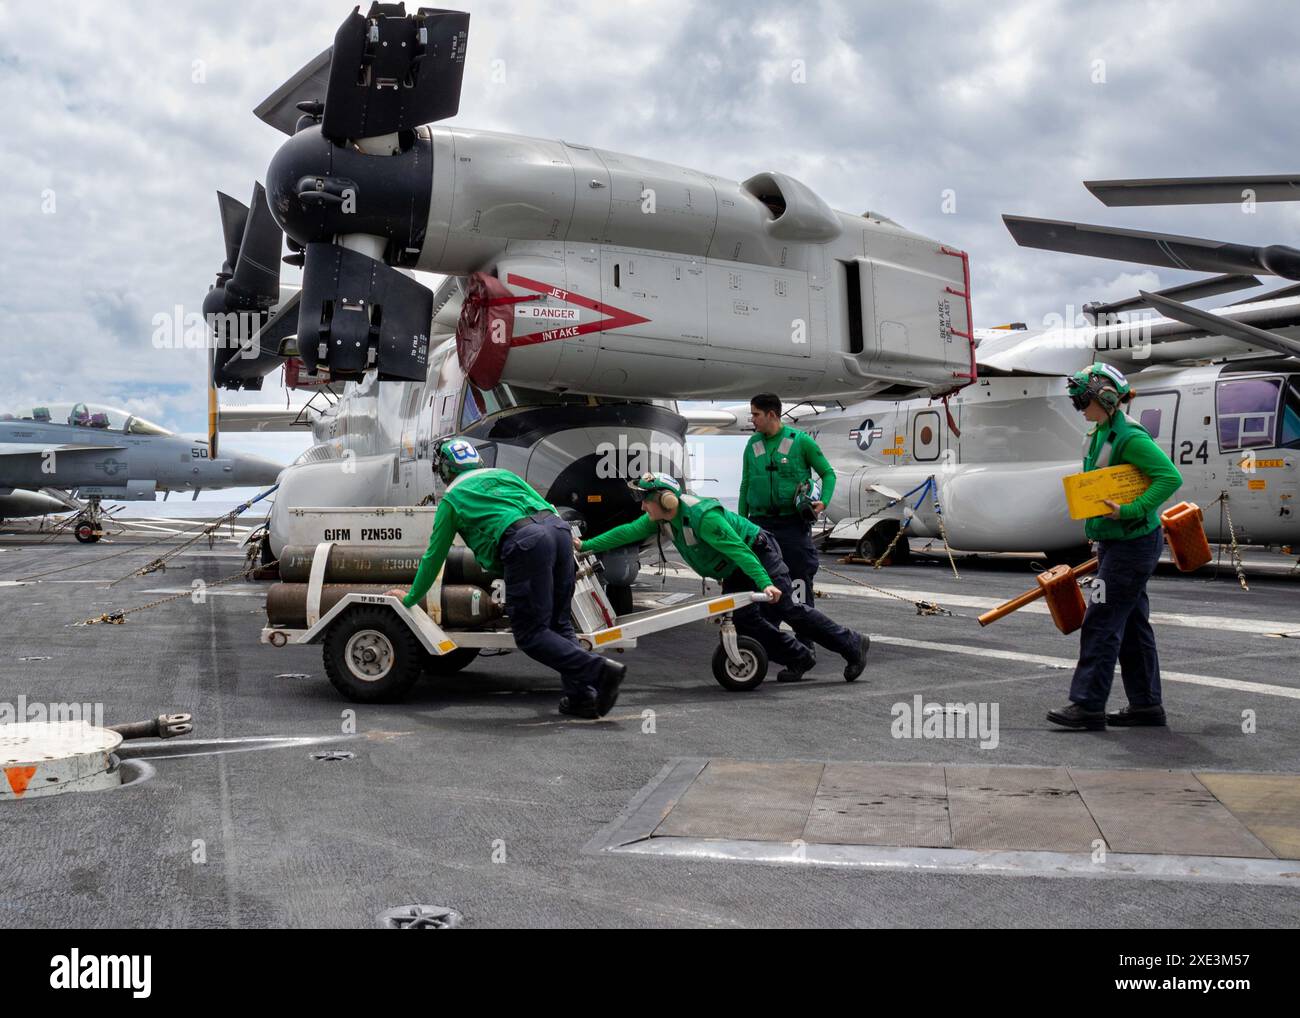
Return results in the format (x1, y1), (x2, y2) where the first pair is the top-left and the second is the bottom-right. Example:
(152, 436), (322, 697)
(0, 402), (283, 541)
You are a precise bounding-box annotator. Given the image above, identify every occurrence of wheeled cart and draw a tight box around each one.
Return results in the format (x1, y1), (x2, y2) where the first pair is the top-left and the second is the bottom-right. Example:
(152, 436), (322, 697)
(260, 541), (772, 701)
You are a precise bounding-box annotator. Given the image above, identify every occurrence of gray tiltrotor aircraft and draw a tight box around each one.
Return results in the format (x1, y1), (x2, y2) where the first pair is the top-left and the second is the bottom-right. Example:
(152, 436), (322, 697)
(0, 402), (283, 541)
(202, 3), (976, 606)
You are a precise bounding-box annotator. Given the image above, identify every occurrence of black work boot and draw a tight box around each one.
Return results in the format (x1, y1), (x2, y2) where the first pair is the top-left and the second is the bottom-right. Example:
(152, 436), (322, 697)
(777, 650), (816, 683)
(1046, 703), (1106, 730)
(1106, 703), (1167, 727)
(842, 633), (871, 682)
(595, 659), (626, 717)
(559, 696), (600, 720)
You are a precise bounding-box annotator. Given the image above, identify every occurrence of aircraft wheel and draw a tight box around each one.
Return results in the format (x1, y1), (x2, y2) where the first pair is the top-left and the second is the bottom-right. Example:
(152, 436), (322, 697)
(323, 606), (422, 703)
(857, 523), (908, 565)
(422, 646), (481, 676)
(712, 635), (768, 692)
(74, 521), (100, 544)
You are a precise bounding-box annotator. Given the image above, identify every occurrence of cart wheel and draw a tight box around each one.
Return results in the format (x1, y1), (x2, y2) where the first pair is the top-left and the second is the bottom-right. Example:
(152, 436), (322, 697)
(323, 606), (422, 703)
(712, 635), (768, 692)
(422, 646), (480, 676)
(74, 520), (100, 543)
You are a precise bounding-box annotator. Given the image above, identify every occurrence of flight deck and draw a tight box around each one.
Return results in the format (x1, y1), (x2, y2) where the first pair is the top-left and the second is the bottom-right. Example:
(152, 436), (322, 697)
(1, 527), (1297, 928)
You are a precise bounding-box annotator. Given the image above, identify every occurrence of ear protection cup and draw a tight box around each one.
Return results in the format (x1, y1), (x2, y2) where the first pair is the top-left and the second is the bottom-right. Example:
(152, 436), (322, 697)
(657, 490), (679, 512)
(1069, 362), (1130, 413)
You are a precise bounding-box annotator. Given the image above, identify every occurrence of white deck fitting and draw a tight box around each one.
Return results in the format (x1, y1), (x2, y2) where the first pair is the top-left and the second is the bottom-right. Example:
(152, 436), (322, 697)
(0, 721), (123, 799)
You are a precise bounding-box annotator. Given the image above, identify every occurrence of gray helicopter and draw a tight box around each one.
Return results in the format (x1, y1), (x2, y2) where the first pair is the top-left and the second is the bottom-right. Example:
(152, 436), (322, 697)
(0, 402), (283, 541)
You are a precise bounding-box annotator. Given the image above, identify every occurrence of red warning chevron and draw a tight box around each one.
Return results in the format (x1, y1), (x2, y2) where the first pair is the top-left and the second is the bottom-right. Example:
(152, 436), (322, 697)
(505, 273), (650, 347)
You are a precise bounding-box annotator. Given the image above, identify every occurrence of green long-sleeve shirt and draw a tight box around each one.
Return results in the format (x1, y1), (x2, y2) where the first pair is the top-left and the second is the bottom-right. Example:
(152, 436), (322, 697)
(1082, 412), (1183, 541)
(581, 494), (773, 588)
(738, 425), (836, 518)
(402, 468), (553, 608)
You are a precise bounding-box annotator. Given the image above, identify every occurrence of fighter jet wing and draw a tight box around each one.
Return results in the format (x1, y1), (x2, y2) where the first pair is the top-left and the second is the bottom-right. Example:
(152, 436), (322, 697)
(0, 443), (127, 456)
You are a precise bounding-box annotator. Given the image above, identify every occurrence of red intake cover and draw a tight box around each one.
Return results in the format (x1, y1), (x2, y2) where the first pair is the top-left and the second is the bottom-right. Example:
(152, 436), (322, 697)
(455, 272), (519, 389)
(282, 357), (331, 390)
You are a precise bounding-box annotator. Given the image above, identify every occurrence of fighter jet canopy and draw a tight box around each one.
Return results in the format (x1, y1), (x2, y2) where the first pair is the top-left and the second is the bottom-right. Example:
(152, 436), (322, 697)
(7, 402), (174, 436)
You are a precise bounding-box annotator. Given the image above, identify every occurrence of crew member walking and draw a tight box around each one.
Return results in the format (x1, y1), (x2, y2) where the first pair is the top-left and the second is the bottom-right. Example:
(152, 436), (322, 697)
(387, 439), (625, 720)
(1047, 363), (1183, 731)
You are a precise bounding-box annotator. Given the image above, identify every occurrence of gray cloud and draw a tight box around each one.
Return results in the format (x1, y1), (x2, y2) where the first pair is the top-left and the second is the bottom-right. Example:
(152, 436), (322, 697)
(2, 0), (1297, 450)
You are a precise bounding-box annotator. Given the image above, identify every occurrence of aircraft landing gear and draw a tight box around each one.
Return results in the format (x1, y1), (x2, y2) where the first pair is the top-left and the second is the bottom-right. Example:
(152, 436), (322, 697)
(857, 521), (911, 566)
(72, 497), (104, 543)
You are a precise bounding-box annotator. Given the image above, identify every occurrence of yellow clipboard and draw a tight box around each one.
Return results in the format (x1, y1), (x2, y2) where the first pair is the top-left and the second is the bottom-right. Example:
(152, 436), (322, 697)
(1062, 464), (1149, 520)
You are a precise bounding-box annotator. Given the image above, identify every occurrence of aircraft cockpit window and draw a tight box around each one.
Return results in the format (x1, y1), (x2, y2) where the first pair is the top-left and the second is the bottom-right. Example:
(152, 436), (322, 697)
(69, 402), (91, 426)
(125, 415), (172, 437)
(1216, 376), (1283, 452)
(460, 386), (484, 428)
(1282, 378), (1300, 449)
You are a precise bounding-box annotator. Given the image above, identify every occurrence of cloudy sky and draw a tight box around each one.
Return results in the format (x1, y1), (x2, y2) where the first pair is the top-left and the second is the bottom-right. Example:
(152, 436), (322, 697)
(2, 0), (1298, 499)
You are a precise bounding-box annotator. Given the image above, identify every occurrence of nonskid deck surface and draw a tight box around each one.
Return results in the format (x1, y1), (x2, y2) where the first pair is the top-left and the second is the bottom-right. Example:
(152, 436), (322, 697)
(0, 535), (1297, 928)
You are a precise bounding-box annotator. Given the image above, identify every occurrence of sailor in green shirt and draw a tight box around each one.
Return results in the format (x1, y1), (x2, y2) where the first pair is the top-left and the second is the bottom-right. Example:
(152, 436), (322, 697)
(1047, 363), (1183, 732)
(579, 472), (870, 682)
(739, 392), (838, 678)
(385, 439), (625, 720)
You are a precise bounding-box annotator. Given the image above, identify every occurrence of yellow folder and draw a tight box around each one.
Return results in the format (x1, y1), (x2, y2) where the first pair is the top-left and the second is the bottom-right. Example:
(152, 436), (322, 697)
(1062, 465), (1150, 520)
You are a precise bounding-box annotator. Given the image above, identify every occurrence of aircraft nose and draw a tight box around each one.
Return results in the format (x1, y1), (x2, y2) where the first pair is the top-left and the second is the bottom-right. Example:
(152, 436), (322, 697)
(230, 453), (284, 487)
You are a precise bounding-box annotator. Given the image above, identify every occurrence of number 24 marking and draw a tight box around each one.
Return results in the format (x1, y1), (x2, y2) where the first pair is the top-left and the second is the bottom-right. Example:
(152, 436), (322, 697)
(1177, 440), (1208, 465)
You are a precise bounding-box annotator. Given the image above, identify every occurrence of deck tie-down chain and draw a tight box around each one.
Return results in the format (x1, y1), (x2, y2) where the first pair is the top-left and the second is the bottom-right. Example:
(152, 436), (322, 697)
(1210, 491), (1250, 592)
(818, 563), (962, 619)
(840, 475), (960, 580)
(81, 559), (279, 625)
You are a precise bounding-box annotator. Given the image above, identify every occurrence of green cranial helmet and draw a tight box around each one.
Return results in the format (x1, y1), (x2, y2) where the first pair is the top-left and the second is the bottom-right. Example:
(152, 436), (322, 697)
(628, 471), (681, 501)
(1067, 362), (1131, 412)
(434, 439), (483, 484)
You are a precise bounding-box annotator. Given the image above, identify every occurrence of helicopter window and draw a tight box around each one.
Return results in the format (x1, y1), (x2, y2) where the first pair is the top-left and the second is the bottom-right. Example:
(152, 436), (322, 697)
(1216, 377), (1282, 452)
(1139, 408), (1162, 439)
(459, 384), (489, 429)
(1282, 378), (1300, 449)
(460, 390), (483, 428)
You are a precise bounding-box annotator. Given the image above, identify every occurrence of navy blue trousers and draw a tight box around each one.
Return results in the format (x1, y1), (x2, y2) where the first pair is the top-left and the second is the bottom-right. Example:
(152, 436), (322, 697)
(751, 514), (819, 647)
(1068, 527), (1164, 712)
(499, 514), (606, 700)
(721, 530), (857, 668)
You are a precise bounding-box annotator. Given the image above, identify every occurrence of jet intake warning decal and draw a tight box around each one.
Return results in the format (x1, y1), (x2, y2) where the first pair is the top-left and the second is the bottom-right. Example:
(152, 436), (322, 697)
(505, 274), (650, 346)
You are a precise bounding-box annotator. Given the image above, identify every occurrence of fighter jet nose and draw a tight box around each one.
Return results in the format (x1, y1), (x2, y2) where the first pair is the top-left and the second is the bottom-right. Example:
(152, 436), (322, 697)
(232, 454), (284, 487)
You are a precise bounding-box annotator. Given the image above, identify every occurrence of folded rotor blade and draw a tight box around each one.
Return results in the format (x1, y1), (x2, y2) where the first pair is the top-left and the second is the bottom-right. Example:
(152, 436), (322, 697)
(1003, 215), (1300, 280)
(1137, 290), (1300, 358)
(1086, 175), (1300, 207)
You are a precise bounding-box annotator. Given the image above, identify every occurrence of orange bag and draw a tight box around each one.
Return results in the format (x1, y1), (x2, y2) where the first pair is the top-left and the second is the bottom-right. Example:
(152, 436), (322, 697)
(1161, 501), (1212, 572)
